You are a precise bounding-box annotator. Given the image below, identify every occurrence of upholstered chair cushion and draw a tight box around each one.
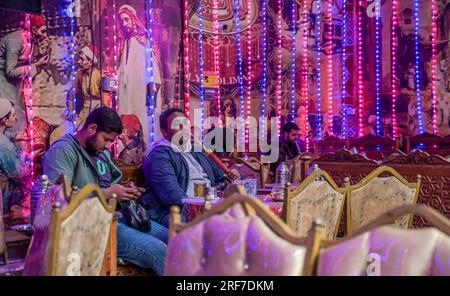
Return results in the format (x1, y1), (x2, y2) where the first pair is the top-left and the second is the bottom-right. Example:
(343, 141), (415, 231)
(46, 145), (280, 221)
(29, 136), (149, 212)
(53, 197), (112, 275)
(23, 186), (112, 276)
(317, 225), (450, 276)
(349, 176), (417, 230)
(166, 204), (306, 275)
(287, 180), (344, 239)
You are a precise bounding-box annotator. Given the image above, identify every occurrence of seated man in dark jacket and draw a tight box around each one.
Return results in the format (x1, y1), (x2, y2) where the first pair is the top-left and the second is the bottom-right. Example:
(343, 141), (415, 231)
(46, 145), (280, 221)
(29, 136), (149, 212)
(270, 122), (304, 173)
(141, 108), (240, 227)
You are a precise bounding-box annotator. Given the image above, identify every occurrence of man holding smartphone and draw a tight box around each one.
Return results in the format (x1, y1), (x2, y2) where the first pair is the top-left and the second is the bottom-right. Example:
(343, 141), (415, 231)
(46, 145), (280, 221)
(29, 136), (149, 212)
(43, 107), (167, 275)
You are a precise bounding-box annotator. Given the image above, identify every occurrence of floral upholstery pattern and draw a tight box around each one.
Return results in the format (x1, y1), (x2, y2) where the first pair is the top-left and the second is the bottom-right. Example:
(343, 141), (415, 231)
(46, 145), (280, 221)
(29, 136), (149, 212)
(287, 180), (344, 239)
(349, 176), (417, 231)
(53, 198), (112, 275)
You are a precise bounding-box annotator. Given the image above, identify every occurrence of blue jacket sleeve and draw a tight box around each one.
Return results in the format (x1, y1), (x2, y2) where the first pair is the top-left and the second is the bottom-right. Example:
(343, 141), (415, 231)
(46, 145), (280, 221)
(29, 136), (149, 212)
(144, 149), (187, 207)
(43, 146), (77, 185)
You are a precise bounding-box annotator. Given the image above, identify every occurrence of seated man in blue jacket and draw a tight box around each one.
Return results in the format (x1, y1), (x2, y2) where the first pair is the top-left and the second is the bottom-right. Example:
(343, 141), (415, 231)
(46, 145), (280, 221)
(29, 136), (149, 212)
(142, 108), (240, 227)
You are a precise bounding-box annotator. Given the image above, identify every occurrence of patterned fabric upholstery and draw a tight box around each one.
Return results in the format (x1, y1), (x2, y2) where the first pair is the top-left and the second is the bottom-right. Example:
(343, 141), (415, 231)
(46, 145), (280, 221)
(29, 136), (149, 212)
(317, 225), (450, 275)
(53, 198), (112, 275)
(349, 176), (417, 230)
(287, 180), (344, 239)
(166, 204), (306, 275)
(23, 186), (112, 276)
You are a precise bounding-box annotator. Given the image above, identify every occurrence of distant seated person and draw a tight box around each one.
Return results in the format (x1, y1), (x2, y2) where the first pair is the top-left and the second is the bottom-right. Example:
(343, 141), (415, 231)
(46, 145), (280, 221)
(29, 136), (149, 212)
(43, 107), (167, 275)
(0, 98), (44, 217)
(141, 108), (240, 227)
(271, 122), (305, 172)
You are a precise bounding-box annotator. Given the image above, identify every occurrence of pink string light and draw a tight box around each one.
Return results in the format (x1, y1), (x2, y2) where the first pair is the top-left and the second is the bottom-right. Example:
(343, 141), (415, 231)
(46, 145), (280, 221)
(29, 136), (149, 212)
(245, 0), (252, 145)
(431, 0), (438, 135)
(357, 0), (364, 137)
(276, 0), (283, 135)
(113, 0), (119, 158)
(326, 0), (333, 136)
(212, 0), (222, 124)
(26, 14), (34, 184)
(301, 0), (309, 149)
(391, 0), (399, 139)
(183, 0), (190, 118)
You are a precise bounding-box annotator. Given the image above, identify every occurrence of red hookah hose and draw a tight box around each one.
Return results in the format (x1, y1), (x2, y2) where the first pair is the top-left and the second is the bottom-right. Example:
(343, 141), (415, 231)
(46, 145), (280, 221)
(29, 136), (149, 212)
(193, 134), (231, 174)
(205, 149), (231, 174)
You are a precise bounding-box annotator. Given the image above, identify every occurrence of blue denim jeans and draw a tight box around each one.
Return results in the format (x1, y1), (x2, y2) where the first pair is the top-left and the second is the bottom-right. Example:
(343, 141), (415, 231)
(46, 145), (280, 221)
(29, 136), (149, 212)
(117, 220), (168, 275)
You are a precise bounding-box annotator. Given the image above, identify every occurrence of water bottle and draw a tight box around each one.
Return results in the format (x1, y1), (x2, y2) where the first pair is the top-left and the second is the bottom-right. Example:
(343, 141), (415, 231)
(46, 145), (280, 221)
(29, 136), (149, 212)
(30, 175), (51, 223)
(276, 162), (290, 186)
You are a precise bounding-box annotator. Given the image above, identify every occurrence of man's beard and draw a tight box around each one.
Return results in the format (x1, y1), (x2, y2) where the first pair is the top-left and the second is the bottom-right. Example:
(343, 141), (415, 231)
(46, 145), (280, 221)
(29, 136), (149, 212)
(85, 135), (100, 155)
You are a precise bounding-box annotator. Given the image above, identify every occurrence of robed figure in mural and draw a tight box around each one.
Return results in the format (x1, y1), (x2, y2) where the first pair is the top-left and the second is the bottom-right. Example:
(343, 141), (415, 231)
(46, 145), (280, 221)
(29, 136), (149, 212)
(117, 4), (162, 147)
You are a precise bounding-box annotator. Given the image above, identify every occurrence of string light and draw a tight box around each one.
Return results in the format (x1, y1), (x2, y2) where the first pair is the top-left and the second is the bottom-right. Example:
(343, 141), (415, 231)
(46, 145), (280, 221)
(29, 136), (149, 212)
(276, 0), (282, 135)
(69, 1), (76, 133)
(245, 0), (252, 145)
(212, 0), (221, 122)
(146, 0), (156, 143)
(414, 0), (424, 134)
(391, 0), (398, 139)
(357, 0), (364, 137)
(341, 0), (347, 139)
(260, 0), (268, 141)
(113, 0), (119, 158)
(25, 14), (34, 184)
(198, 0), (205, 136)
(174, 49), (181, 108)
(431, 0), (438, 134)
(290, 0), (297, 122)
(183, 0), (190, 117)
(375, 0), (381, 136)
(301, 0), (309, 149)
(233, 0), (245, 147)
(315, 0), (322, 141)
(326, 0), (333, 136)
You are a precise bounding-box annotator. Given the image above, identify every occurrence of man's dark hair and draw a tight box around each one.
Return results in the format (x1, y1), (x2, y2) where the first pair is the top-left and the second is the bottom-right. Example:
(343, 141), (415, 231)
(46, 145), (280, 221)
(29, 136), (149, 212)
(159, 108), (186, 131)
(282, 122), (300, 134)
(83, 106), (123, 134)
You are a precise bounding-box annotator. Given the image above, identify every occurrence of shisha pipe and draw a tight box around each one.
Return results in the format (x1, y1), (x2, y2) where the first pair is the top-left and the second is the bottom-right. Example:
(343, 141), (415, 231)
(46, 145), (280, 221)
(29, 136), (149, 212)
(191, 132), (231, 174)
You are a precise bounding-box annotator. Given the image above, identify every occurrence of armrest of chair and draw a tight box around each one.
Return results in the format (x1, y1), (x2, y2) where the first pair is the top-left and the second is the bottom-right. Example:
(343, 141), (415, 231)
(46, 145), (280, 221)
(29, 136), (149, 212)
(100, 218), (117, 276)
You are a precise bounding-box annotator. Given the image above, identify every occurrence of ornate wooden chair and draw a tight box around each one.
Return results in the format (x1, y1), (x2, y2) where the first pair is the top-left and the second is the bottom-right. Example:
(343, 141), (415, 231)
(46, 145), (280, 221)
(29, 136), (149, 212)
(405, 132), (450, 156)
(285, 155), (301, 184)
(306, 204), (450, 276)
(23, 183), (116, 275)
(349, 134), (399, 160)
(167, 194), (313, 275)
(313, 136), (349, 157)
(346, 166), (421, 234)
(231, 157), (270, 188)
(282, 170), (347, 240)
(115, 159), (145, 187)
